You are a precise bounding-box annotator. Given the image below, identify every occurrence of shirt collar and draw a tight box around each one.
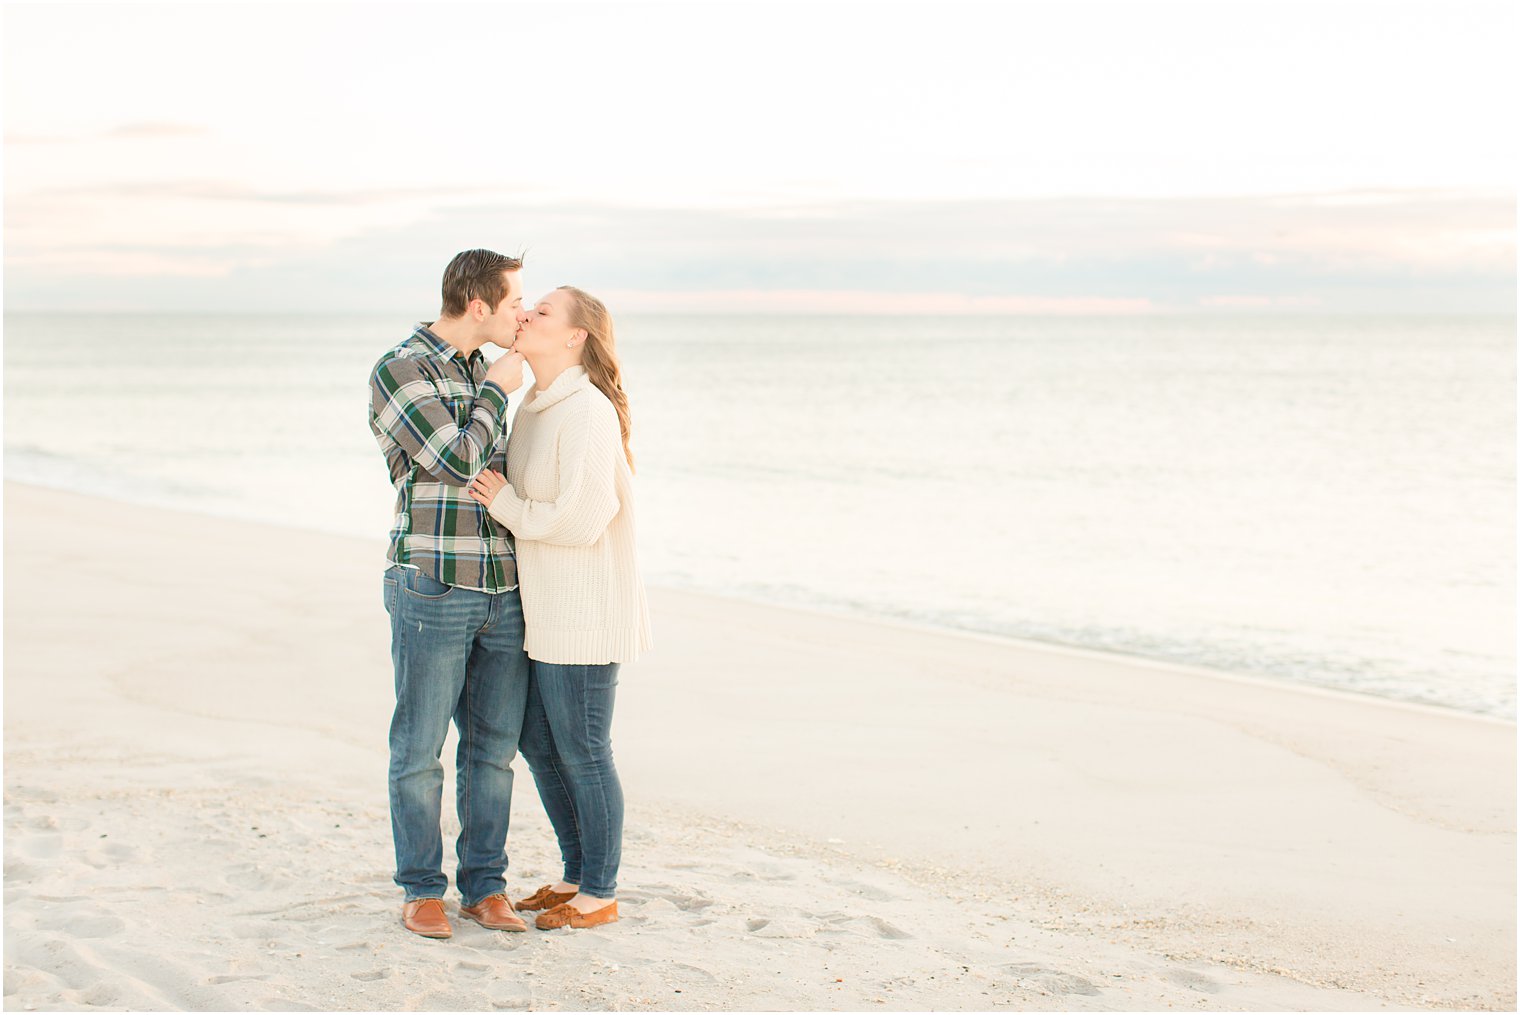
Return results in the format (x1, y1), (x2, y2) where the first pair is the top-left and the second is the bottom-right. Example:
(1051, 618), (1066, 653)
(412, 322), (479, 365)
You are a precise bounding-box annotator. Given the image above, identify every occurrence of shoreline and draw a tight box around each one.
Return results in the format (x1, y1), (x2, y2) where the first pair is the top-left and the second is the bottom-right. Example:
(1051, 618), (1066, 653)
(655, 577), (1517, 728)
(4, 478), (1509, 726)
(4, 480), (1515, 1010)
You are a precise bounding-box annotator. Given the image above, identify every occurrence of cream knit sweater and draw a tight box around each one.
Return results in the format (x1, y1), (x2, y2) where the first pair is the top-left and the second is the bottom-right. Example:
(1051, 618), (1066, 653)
(486, 365), (653, 665)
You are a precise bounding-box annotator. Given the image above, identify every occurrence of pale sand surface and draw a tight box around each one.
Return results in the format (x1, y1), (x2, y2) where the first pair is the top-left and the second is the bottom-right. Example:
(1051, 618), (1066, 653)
(2, 482), (1514, 1011)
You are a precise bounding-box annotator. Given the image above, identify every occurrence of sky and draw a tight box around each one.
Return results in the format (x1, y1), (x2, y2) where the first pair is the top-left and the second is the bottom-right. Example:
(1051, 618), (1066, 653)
(3, 0), (1516, 313)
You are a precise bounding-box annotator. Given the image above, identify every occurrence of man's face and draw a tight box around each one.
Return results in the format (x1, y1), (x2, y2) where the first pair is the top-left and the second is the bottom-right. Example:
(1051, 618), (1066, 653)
(484, 270), (524, 348)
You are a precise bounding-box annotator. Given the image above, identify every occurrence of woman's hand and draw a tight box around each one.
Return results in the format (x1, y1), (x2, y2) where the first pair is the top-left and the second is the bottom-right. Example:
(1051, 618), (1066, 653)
(468, 469), (509, 509)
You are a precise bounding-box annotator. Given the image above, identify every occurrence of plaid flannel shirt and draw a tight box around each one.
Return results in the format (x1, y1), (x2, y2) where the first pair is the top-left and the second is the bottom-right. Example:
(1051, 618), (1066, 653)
(369, 323), (518, 592)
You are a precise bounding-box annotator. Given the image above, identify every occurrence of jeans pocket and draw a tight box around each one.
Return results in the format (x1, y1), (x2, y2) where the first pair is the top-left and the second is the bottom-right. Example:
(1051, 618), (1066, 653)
(404, 569), (455, 601)
(383, 572), (399, 613)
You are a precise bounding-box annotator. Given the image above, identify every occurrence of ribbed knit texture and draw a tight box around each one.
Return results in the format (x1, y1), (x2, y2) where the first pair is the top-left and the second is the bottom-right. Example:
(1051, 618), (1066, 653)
(486, 366), (653, 665)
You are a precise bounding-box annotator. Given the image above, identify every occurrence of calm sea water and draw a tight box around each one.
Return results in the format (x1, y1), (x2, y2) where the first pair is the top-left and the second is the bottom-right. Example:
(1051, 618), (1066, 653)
(4, 313), (1514, 718)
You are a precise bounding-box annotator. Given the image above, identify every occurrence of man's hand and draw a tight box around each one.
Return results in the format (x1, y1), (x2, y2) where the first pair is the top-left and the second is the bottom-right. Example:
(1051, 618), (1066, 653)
(468, 469), (510, 510)
(485, 351), (526, 396)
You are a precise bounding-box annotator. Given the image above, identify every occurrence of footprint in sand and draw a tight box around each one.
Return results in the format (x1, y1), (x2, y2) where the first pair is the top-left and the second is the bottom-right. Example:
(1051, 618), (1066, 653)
(1001, 963), (1103, 997)
(625, 894), (706, 925)
(74, 983), (131, 1008)
(16, 831), (62, 861)
(660, 962), (720, 990)
(5, 860), (41, 885)
(81, 842), (139, 869)
(5, 967), (51, 999)
(834, 879), (901, 902)
(666, 893), (714, 912)
(487, 983), (533, 1010)
(745, 917), (817, 939)
(627, 885), (714, 912)
(224, 863), (291, 890)
(1165, 968), (1223, 994)
(53, 913), (127, 939)
(845, 915), (912, 940)
(208, 974), (273, 985)
(253, 996), (322, 1011)
(28, 901), (126, 939)
(230, 923), (275, 940)
(623, 897), (682, 923)
(452, 961), (491, 977)
(350, 969), (392, 982)
(745, 861), (799, 882)
(18, 937), (97, 992)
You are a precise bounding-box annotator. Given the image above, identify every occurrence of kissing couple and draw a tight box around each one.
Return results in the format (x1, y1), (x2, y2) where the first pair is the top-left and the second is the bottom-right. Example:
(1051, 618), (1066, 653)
(367, 248), (652, 939)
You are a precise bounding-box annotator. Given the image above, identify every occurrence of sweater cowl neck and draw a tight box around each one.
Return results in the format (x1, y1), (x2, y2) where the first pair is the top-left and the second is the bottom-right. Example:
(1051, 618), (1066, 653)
(521, 364), (590, 414)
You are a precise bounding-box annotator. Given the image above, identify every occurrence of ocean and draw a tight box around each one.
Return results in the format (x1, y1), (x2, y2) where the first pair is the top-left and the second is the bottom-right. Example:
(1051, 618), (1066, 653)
(4, 312), (1514, 718)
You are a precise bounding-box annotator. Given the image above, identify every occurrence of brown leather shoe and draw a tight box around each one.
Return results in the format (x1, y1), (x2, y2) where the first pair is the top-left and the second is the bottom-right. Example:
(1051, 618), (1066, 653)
(459, 893), (528, 932)
(535, 900), (619, 930)
(401, 898), (452, 939)
(516, 884), (577, 912)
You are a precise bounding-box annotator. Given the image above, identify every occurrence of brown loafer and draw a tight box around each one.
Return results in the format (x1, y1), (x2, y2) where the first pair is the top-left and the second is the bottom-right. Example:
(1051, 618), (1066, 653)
(535, 900), (619, 930)
(516, 884), (577, 912)
(401, 898), (452, 939)
(459, 893), (528, 932)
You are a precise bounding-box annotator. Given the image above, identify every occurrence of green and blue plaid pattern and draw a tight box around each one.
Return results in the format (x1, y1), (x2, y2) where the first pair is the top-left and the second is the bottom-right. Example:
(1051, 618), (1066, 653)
(369, 323), (517, 592)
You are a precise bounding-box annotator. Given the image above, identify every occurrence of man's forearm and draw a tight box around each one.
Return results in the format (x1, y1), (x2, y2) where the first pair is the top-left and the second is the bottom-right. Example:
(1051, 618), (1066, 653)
(372, 367), (511, 485)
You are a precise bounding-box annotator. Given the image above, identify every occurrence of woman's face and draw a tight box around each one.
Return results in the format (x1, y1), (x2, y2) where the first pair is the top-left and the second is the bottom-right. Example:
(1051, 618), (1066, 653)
(516, 289), (583, 356)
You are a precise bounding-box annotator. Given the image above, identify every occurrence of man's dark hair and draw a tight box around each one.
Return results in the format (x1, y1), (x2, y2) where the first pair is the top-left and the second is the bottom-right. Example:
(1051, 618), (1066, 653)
(440, 249), (524, 317)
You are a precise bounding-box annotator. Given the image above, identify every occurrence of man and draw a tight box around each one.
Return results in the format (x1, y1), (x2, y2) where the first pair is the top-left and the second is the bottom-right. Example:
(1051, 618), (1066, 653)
(368, 248), (532, 939)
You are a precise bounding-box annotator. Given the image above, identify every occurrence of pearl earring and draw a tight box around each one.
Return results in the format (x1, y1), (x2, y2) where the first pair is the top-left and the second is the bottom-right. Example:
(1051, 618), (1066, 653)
(566, 341), (573, 348)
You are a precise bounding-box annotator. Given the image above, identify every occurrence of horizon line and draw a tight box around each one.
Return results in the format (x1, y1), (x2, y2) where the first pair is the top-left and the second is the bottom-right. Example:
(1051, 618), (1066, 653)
(4, 307), (1514, 318)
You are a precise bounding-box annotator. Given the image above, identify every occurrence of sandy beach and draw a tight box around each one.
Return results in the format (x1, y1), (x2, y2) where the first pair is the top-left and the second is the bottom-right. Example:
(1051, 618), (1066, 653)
(3, 481), (1514, 1011)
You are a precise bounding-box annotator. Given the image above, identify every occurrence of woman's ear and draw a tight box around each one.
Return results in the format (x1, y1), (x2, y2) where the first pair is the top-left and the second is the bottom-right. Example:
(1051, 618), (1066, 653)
(574, 328), (589, 345)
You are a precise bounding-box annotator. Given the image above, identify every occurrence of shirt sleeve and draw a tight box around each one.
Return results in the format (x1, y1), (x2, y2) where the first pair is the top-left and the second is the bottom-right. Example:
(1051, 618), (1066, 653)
(370, 355), (510, 486)
(486, 400), (621, 546)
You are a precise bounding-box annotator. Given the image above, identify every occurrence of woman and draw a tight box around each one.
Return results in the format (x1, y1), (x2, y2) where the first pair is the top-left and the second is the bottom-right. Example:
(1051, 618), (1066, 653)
(467, 285), (651, 931)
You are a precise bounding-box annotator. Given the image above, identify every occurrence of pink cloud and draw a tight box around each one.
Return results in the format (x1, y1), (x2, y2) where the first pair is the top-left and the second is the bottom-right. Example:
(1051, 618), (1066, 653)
(106, 122), (209, 139)
(1198, 295), (1322, 309)
(599, 289), (1155, 315)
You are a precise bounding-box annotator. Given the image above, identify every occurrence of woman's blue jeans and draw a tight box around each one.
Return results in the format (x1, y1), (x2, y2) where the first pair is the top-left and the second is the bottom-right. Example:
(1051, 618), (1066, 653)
(519, 660), (624, 899)
(384, 565), (530, 906)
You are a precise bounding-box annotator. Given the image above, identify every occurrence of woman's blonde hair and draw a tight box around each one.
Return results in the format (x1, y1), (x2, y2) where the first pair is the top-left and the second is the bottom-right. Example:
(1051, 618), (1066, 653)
(560, 286), (634, 472)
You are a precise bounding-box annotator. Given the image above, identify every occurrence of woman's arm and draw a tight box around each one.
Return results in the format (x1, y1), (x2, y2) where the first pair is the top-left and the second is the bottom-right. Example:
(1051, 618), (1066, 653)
(467, 401), (621, 547)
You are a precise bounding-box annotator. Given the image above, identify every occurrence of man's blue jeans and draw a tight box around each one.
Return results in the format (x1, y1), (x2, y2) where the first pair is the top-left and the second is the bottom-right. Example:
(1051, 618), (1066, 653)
(519, 661), (624, 899)
(384, 565), (530, 906)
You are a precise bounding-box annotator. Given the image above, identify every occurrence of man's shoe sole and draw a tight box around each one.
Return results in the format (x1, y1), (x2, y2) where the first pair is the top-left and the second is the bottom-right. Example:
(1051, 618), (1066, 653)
(401, 919), (452, 939)
(460, 911), (527, 932)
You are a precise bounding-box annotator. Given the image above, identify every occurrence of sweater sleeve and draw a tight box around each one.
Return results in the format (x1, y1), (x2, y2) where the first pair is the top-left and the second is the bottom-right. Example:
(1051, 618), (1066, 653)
(486, 400), (621, 546)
